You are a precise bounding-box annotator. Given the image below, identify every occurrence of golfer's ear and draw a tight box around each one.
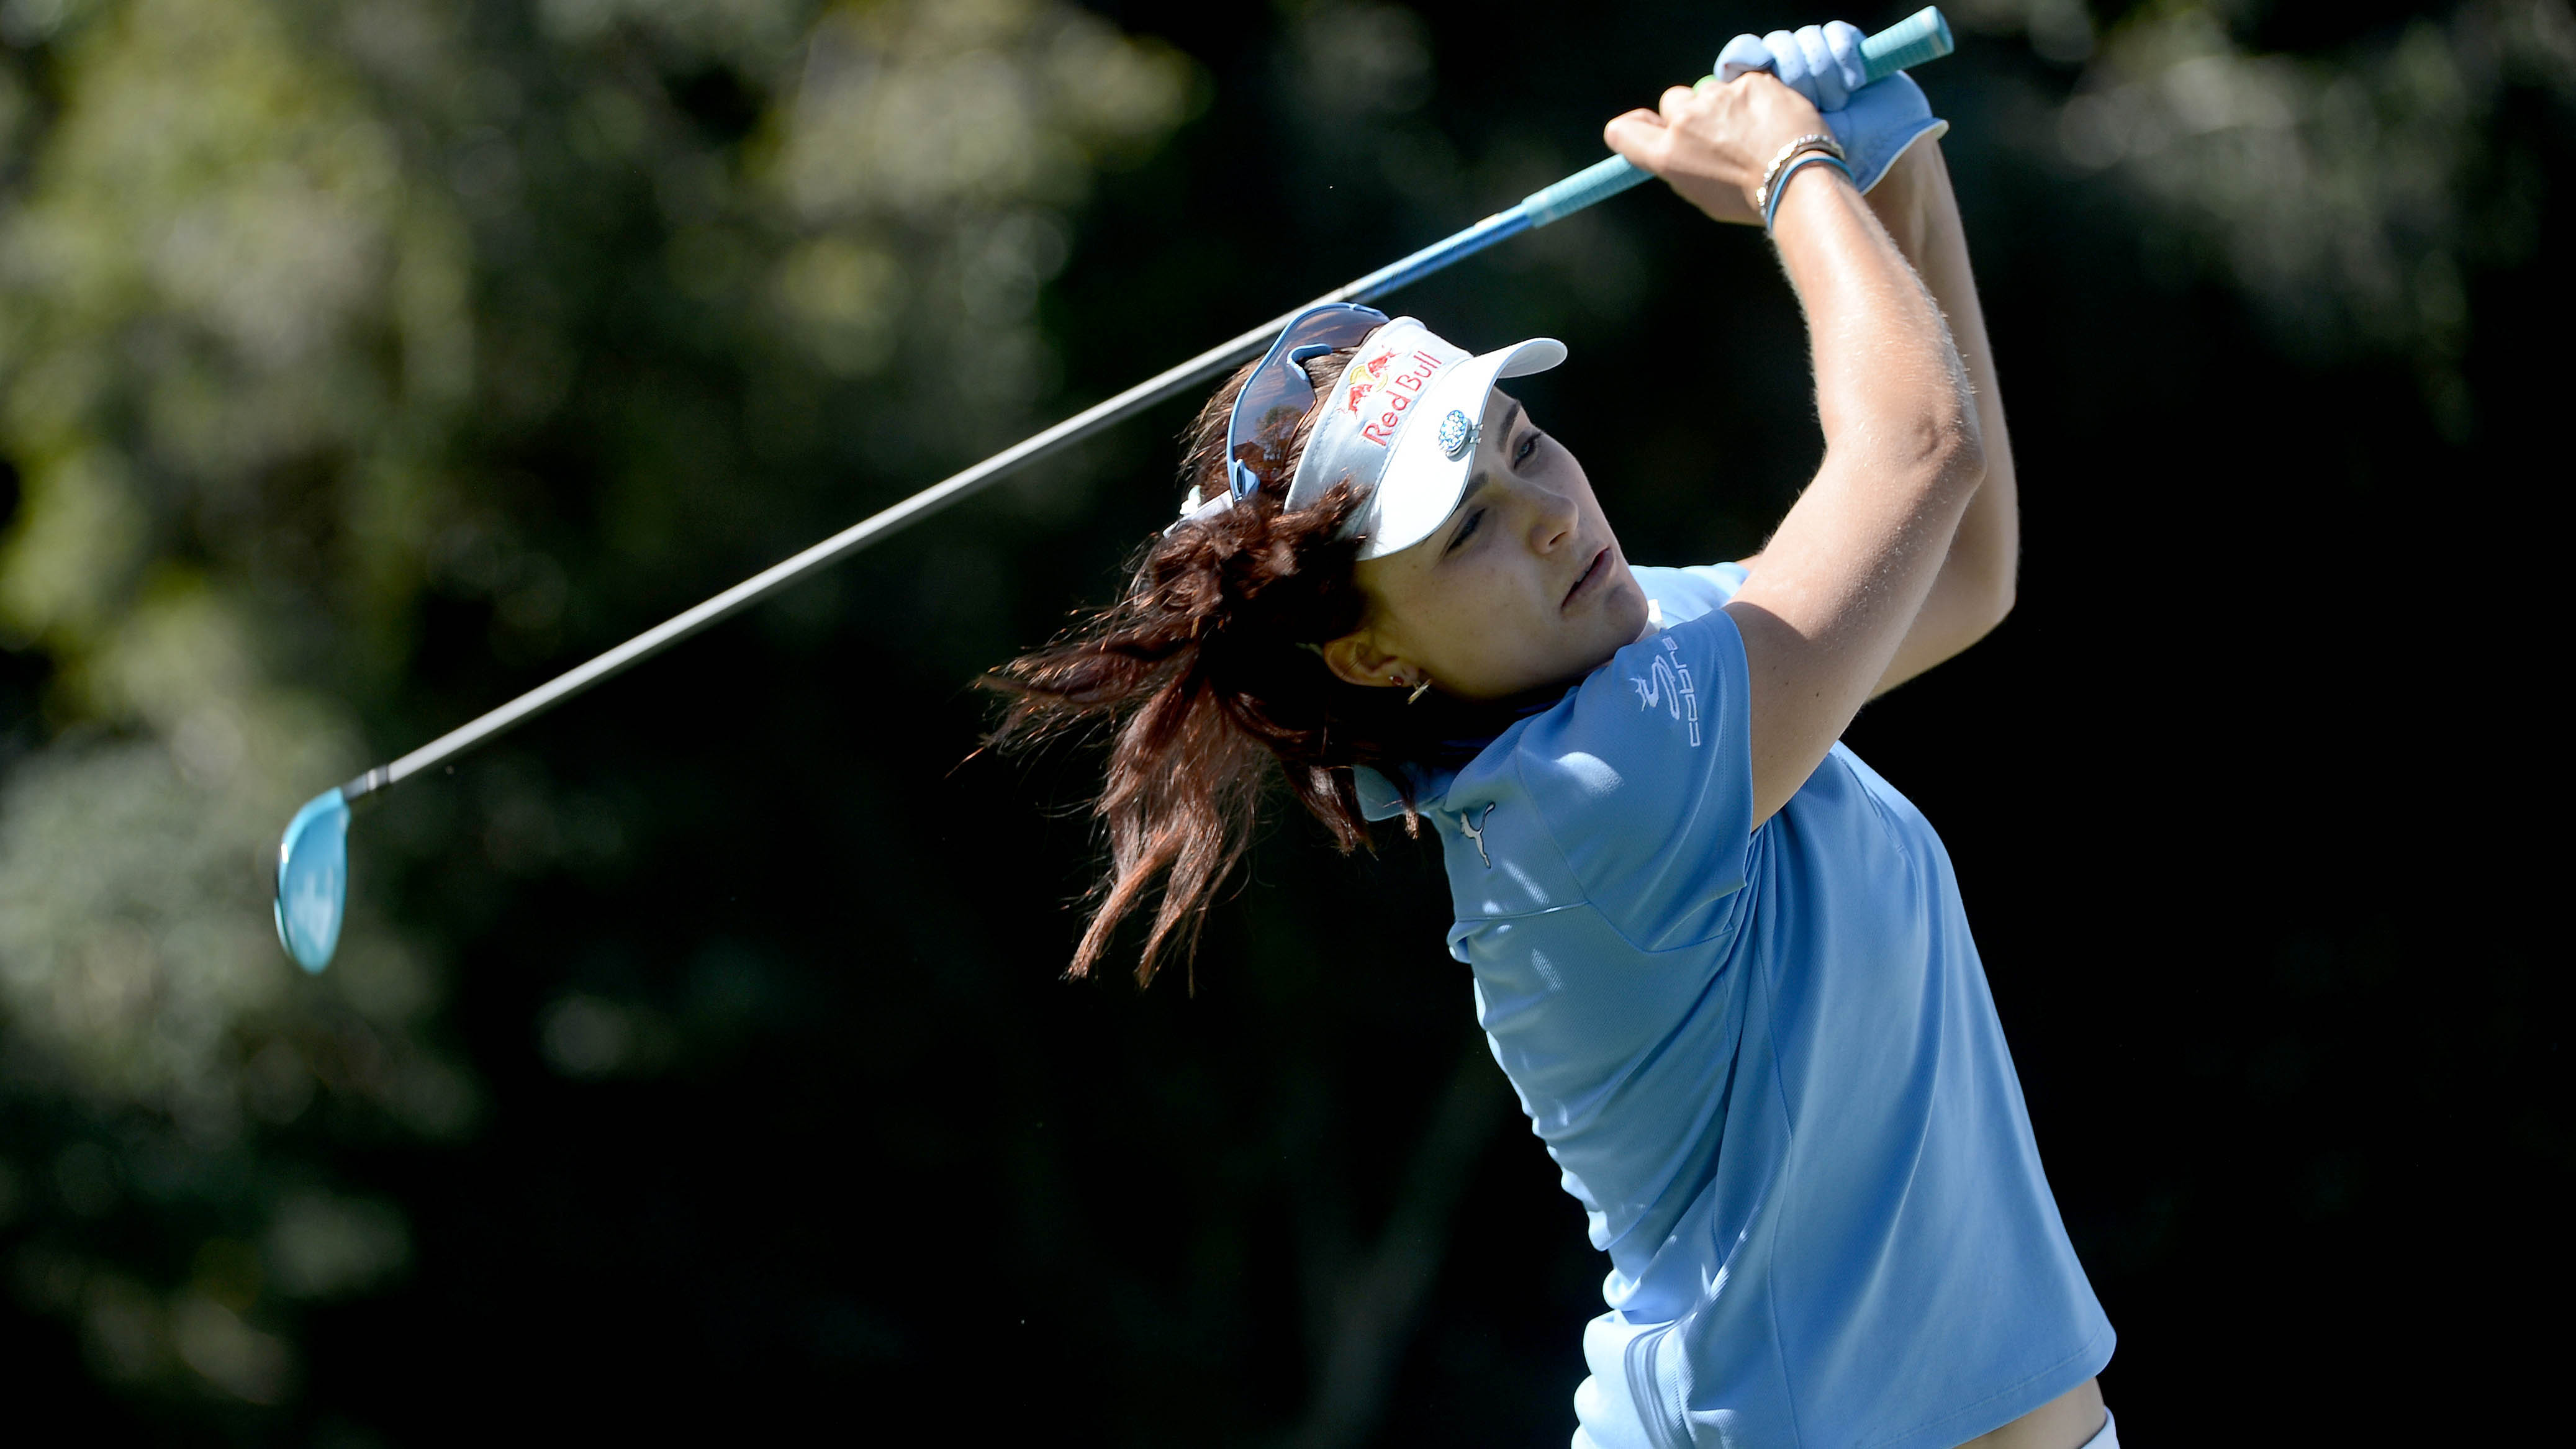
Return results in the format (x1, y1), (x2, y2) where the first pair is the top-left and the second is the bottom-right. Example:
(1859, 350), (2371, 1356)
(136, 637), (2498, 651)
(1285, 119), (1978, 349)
(1319, 632), (1404, 691)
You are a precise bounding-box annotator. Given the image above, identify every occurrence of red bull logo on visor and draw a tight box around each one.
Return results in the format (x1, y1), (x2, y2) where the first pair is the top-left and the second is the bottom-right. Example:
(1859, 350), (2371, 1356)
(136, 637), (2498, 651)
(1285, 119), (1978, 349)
(1344, 348), (1448, 448)
(1342, 350), (1396, 415)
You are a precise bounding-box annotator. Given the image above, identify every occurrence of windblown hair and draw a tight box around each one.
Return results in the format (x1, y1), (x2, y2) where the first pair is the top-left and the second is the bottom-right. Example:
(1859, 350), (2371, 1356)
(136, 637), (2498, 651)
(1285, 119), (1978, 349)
(984, 346), (1516, 987)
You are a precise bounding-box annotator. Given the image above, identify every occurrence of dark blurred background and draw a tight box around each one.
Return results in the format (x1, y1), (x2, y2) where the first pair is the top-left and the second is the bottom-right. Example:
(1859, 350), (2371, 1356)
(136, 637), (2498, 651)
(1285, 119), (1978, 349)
(0, 0), (2564, 1442)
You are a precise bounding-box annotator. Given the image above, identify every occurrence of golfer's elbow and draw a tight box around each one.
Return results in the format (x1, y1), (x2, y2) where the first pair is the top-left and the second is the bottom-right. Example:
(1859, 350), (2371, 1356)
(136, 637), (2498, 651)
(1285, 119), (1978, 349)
(1934, 424), (2013, 642)
(1887, 407), (1983, 512)
(1957, 444), (2017, 638)
(1937, 404), (1987, 502)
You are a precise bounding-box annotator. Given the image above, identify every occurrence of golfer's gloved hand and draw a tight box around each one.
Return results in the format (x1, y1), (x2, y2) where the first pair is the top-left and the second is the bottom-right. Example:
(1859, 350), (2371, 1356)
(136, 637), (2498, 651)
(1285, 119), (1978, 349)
(1715, 22), (1947, 194)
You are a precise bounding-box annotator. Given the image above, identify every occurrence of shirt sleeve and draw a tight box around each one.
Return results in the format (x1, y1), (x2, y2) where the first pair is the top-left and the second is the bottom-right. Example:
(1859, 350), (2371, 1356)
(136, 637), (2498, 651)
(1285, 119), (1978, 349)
(1508, 603), (1757, 952)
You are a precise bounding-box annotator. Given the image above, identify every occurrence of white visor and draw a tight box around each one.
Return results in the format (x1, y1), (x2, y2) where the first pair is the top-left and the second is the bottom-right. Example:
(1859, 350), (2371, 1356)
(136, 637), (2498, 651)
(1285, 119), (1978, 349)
(1283, 318), (1565, 561)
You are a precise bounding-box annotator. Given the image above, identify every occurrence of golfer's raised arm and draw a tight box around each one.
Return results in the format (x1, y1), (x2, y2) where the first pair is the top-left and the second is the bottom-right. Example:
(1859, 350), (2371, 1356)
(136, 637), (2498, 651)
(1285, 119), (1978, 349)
(1727, 145), (2020, 699)
(1860, 142), (2018, 697)
(1606, 73), (1985, 825)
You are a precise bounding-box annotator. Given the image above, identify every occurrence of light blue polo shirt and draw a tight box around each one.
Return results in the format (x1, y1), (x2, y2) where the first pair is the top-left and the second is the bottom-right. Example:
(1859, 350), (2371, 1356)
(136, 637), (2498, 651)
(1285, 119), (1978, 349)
(1360, 564), (2112, 1449)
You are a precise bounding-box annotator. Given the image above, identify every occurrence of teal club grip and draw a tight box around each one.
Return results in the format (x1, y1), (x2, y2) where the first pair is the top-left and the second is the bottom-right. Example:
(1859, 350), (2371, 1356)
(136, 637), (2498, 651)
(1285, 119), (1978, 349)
(1517, 6), (1956, 229)
(1521, 155), (1656, 228)
(1859, 6), (1955, 79)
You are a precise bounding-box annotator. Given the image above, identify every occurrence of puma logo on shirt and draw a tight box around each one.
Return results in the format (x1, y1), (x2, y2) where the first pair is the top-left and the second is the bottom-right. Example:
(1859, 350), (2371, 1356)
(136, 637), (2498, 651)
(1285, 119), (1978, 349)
(1458, 802), (1497, 868)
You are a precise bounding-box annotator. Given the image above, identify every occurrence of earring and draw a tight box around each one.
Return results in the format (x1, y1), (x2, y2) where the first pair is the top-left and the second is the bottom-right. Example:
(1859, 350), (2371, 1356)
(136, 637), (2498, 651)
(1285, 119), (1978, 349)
(1408, 678), (1433, 705)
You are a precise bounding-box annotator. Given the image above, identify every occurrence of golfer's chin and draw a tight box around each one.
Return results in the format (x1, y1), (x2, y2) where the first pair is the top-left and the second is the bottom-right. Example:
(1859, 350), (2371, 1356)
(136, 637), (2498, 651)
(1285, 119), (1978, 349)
(1517, 572), (1656, 698)
(1599, 569), (1652, 648)
(1576, 564), (1653, 664)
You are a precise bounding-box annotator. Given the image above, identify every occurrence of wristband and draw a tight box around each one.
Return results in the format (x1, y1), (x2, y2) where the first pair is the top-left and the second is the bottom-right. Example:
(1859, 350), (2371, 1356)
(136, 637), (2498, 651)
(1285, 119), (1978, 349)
(1762, 152), (1853, 233)
(1751, 132), (1844, 218)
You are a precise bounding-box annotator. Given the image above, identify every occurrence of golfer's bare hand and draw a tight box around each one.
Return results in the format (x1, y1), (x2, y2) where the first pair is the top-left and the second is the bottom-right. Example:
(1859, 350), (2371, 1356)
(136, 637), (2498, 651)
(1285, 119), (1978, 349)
(1603, 74), (1828, 227)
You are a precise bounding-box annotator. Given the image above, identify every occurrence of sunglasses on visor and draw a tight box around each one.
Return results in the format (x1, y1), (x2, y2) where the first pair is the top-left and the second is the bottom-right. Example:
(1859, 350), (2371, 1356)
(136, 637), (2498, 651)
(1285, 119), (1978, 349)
(1222, 302), (1391, 503)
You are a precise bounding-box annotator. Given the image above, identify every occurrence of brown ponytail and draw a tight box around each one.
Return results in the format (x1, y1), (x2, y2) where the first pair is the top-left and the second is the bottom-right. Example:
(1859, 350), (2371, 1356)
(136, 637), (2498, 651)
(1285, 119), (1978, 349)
(984, 348), (1517, 987)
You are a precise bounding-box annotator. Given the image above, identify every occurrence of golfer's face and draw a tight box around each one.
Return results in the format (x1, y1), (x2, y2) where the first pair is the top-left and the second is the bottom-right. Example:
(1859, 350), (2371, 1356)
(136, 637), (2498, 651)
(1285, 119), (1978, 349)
(1352, 390), (1648, 700)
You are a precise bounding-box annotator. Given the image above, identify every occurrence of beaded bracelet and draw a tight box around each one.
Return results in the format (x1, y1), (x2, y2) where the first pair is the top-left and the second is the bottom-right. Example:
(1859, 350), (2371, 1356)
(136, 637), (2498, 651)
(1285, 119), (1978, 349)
(1750, 132), (1844, 219)
(1763, 153), (1853, 233)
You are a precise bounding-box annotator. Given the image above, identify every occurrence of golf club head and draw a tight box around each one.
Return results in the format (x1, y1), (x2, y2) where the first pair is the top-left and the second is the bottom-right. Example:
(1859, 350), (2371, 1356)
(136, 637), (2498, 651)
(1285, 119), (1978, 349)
(274, 787), (350, 972)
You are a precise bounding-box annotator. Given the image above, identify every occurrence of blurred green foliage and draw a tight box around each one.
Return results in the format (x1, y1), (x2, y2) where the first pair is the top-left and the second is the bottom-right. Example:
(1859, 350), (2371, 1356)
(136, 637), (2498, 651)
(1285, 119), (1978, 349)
(0, 0), (1190, 1412)
(0, 0), (2565, 1439)
(1973, 0), (2576, 431)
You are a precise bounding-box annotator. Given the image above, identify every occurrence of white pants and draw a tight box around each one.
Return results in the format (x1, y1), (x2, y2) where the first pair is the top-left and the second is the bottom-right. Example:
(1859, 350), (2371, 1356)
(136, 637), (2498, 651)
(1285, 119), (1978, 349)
(1567, 1306), (2119, 1449)
(1571, 1408), (2120, 1449)
(1568, 1312), (1681, 1449)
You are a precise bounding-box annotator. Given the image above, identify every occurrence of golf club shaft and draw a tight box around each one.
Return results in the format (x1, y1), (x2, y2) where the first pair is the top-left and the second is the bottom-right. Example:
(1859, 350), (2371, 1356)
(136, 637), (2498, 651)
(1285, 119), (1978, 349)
(345, 8), (1953, 800)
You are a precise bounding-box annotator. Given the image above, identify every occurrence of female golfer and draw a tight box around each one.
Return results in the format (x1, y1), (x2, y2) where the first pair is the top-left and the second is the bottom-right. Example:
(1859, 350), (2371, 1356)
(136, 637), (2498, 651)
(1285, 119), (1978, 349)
(993, 23), (2113, 1449)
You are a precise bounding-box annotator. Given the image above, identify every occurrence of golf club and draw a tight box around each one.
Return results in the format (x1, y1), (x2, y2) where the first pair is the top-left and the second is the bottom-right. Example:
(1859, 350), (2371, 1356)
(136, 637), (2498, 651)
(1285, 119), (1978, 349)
(273, 6), (1958, 970)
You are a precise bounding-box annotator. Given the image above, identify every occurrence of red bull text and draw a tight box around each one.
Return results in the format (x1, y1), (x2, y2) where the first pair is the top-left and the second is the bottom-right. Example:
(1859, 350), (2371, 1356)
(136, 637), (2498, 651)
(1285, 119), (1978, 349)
(1348, 349), (1448, 448)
